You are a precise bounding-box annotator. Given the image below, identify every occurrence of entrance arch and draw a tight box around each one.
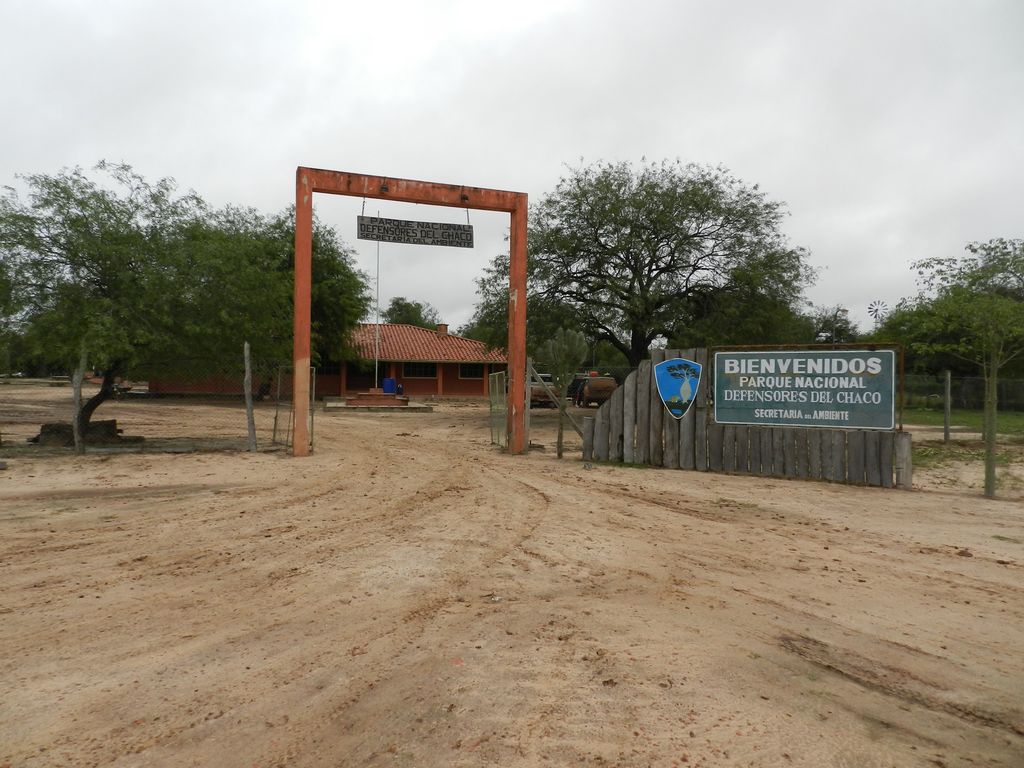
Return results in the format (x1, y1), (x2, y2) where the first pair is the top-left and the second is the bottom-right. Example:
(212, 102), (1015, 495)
(293, 167), (528, 455)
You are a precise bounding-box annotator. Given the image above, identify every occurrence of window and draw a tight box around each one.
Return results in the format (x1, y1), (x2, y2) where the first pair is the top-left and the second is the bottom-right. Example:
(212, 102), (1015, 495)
(459, 363), (484, 379)
(403, 362), (437, 378)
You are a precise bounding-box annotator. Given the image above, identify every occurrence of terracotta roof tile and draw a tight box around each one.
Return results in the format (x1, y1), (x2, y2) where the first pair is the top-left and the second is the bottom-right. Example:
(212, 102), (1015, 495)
(352, 324), (507, 363)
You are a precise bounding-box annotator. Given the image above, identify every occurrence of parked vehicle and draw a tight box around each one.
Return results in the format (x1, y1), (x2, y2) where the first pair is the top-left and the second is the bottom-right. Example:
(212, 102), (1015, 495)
(578, 375), (618, 407)
(530, 373), (558, 408)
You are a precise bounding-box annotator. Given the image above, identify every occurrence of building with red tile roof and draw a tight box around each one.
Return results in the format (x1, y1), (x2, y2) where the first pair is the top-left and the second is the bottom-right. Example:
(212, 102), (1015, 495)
(342, 323), (507, 397)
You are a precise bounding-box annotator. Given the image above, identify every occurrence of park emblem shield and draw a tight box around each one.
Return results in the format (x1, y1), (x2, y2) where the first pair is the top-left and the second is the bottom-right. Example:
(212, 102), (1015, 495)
(654, 357), (702, 420)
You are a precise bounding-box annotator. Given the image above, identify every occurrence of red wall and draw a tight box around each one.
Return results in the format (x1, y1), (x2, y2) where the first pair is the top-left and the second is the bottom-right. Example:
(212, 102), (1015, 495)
(341, 362), (506, 397)
(149, 373), (341, 400)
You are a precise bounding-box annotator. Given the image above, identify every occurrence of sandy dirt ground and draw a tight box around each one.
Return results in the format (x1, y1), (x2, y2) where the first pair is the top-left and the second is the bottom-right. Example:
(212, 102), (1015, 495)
(1, 383), (1022, 768)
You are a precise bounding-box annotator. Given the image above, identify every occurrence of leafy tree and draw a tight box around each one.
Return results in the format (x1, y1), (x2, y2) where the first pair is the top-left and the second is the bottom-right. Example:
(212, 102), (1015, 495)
(458, 252), (579, 355)
(1, 162), (210, 430)
(466, 160), (813, 367)
(910, 239), (1024, 497)
(806, 305), (860, 344)
(382, 296), (441, 328)
(0, 163), (370, 436)
(262, 208), (371, 365)
(537, 327), (589, 458)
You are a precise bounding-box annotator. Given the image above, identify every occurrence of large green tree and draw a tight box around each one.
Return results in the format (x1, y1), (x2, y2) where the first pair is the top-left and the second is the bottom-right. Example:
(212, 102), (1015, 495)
(464, 160), (814, 366)
(907, 239), (1024, 497)
(382, 296), (441, 328)
(1, 163), (370, 434)
(459, 251), (578, 354)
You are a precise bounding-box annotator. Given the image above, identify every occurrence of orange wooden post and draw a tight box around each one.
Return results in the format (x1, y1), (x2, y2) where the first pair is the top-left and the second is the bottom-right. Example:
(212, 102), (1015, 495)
(507, 199), (528, 454)
(293, 170), (314, 456)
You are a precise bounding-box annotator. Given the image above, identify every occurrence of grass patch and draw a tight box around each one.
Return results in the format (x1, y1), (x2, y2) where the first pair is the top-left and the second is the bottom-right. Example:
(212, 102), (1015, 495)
(902, 407), (1024, 437)
(912, 441), (1015, 469)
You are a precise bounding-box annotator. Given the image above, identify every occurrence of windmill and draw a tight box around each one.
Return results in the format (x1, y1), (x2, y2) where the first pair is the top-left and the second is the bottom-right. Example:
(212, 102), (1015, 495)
(868, 300), (888, 329)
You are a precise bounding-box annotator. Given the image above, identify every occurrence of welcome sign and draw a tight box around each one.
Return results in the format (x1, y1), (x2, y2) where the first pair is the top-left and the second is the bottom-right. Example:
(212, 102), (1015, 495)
(714, 350), (896, 430)
(357, 216), (474, 248)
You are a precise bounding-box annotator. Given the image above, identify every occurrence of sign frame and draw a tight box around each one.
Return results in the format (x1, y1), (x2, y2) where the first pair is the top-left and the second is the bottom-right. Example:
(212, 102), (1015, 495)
(713, 348), (898, 431)
(357, 215), (474, 248)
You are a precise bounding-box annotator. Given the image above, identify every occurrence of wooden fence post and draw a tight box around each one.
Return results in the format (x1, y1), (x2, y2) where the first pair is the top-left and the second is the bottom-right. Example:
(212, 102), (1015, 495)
(748, 426), (762, 474)
(880, 431), (895, 488)
(865, 431), (882, 486)
(594, 407), (611, 462)
(582, 416), (595, 462)
(244, 341), (257, 452)
(623, 370), (637, 463)
(783, 429), (798, 478)
(679, 348), (697, 470)
(808, 430), (822, 480)
(830, 431), (846, 482)
(895, 431), (913, 489)
(694, 349), (709, 471)
(649, 349), (666, 466)
(609, 385), (625, 462)
(636, 361), (652, 465)
(735, 425), (749, 473)
(847, 431), (866, 484)
(722, 425), (736, 472)
(943, 370), (951, 444)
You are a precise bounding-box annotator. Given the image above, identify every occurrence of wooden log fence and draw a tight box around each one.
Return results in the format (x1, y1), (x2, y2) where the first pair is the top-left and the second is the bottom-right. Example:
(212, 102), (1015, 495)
(582, 348), (911, 489)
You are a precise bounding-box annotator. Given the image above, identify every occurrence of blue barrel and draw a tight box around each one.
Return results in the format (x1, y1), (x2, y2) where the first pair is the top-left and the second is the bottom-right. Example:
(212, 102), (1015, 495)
(382, 377), (396, 394)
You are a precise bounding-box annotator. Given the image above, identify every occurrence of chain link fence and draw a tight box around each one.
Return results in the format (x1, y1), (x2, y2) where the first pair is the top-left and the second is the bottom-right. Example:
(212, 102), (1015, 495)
(904, 374), (1024, 412)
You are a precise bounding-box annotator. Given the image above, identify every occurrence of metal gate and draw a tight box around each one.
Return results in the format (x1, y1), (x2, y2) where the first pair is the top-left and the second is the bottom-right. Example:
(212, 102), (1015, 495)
(488, 371), (507, 448)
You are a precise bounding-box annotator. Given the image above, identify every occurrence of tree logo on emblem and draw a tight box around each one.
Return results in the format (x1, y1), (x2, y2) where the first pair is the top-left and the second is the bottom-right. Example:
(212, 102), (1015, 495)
(654, 358), (702, 420)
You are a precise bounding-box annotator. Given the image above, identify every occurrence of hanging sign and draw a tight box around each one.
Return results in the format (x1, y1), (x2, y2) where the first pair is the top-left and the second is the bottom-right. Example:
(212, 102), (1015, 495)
(655, 357), (703, 419)
(714, 349), (896, 430)
(357, 215), (474, 248)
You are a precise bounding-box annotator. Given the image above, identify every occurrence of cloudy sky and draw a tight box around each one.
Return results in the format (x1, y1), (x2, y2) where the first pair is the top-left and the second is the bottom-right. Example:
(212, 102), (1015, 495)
(2, 0), (1021, 334)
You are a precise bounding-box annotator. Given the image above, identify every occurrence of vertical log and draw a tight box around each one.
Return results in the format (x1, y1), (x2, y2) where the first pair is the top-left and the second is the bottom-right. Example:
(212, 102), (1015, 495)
(895, 431), (913, 490)
(71, 347), (87, 455)
(748, 426), (762, 474)
(594, 407), (611, 462)
(679, 348), (697, 470)
(880, 431), (895, 488)
(772, 428), (786, 478)
(722, 425), (736, 472)
(622, 370), (637, 463)
(582, 416), (595, 462)
(831, 430), (846, 482)
(847, 430), (866, 484)
(649, 349), (666, 466)
(708, 423), (725, 472)
(694, 349), (709, 471)
(943, 369), (951, 444)
(865, 431), (882, 486)
(609, 385), (625, 462)
(757, 427), (771, 475)
(783, 429), (798, 477)
(795, 429), (809, 479)
(636, 361), (652, 465)
(244, 341), (257, 452)
(808, 430), (822, 480)
(735, 425), (749, 474)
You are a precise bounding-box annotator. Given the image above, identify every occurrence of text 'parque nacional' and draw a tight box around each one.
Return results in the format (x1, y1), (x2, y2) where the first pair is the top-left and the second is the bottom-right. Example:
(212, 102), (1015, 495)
(714, 350), (896, 430)
(357, 215), (474, 248)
